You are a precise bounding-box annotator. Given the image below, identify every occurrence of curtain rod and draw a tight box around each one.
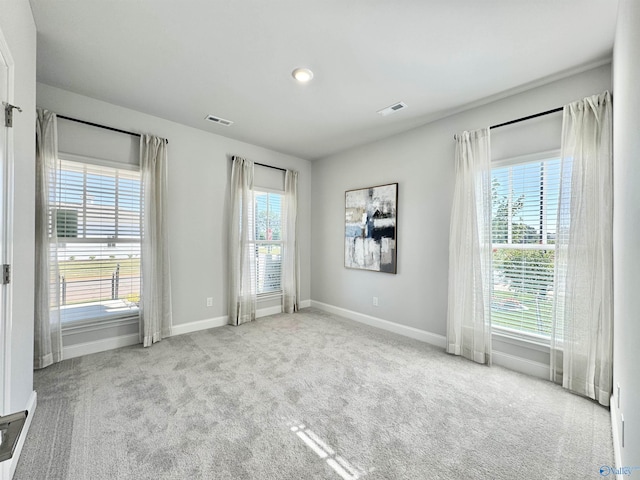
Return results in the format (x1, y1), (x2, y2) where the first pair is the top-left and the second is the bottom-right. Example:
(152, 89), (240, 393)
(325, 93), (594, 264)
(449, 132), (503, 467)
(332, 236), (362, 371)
(453, 106), (563, 140)
(57, 114), (168, 144)
(231, 155), (287, 172)
(254, 161), (286, 172)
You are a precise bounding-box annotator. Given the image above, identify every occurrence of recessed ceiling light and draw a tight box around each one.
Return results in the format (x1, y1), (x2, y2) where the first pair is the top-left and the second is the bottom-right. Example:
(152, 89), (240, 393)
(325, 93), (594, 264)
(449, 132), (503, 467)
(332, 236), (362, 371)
(292, 67), (314, 83)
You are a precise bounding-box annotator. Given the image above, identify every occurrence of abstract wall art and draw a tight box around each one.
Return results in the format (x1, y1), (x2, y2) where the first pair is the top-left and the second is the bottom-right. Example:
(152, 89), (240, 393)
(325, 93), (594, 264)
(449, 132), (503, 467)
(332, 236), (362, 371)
(344, 183), (398, 273)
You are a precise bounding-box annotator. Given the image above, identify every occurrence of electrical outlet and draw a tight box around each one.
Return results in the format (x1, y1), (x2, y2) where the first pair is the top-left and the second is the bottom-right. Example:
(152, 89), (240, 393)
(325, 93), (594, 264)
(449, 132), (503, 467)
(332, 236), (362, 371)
(206, 297), (213, 307)
(373, 296), (379, 307)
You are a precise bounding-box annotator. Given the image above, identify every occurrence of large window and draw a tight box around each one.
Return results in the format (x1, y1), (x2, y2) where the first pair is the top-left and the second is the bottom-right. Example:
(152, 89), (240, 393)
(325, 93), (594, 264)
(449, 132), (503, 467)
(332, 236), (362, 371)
(52, 156), (142, 324)
(254, 191), (283, 295)
(491, 153), (562, 339)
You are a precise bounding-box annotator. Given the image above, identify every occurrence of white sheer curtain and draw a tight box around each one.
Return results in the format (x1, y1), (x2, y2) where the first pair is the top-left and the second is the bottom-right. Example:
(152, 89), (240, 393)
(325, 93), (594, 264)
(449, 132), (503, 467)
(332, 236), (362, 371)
(551, 91), (613, 406)
(228, 156), (256, 326)
(140, 134), (172, 346)
(446, 128), (492, 365)
(282, 169), (299, 313)
(34, 109), (63, 369)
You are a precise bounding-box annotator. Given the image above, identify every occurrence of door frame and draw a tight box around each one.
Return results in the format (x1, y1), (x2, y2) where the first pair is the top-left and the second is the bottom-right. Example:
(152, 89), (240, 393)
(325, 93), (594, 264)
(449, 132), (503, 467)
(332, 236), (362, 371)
(0, 21), (16, 480)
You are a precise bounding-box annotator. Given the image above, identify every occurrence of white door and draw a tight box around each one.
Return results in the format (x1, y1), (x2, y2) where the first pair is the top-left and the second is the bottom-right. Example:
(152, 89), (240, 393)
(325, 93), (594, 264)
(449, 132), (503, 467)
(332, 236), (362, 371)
(0, 26), (12, 480)
(0, 32), (10, 480)
(0, 30), (8, 421)
(0, 21), (14, 420)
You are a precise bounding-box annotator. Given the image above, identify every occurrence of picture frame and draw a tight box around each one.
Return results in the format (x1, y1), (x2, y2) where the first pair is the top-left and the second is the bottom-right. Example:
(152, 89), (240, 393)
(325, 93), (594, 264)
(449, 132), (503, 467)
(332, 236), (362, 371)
(344, 183), (398, 274)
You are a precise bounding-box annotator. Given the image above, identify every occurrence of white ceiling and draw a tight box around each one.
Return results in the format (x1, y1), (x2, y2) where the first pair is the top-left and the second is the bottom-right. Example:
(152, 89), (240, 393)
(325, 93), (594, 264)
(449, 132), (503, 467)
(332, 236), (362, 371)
(29, 0), (618, 160)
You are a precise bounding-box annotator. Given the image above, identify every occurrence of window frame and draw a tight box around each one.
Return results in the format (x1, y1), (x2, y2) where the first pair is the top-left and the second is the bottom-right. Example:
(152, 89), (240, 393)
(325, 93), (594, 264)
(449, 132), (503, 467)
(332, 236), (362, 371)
(490, 149), (561, 347)
(54, 152), (142, 328)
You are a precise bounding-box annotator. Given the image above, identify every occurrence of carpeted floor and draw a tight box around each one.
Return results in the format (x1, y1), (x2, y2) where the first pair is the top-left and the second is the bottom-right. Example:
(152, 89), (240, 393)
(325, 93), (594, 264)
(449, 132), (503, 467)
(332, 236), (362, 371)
(15, 308), (613, 479)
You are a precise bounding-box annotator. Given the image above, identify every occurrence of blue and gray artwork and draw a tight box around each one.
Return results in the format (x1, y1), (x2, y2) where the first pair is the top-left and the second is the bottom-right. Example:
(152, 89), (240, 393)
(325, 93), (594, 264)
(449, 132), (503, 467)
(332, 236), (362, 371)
(345, 183), (397, 273)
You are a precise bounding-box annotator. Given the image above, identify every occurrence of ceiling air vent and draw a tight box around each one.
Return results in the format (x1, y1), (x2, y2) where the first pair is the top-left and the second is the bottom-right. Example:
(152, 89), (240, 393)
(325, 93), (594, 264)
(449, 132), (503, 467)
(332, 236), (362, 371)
(205, 114), (234, 126)
(377, 101), (408, 117)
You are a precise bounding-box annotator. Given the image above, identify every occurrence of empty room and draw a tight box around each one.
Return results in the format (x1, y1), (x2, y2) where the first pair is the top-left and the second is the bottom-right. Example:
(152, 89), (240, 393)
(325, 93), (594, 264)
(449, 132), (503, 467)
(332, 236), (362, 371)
(0, 0), (639, 478)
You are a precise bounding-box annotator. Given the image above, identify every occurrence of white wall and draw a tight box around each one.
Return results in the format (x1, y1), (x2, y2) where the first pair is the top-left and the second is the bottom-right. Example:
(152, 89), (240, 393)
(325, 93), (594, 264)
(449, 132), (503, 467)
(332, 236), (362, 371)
(37, 84), (312, 336)
(612, 0), (640, 467)
(0, 0), (36, 416)
(311, 64), (611, 343)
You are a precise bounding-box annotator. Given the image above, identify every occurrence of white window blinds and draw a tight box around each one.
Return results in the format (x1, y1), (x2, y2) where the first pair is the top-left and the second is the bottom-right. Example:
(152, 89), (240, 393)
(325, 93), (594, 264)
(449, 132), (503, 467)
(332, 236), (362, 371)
(491, 154), (562, 338)
(52, 157), (142, 323)
(253, 191), (283, 295)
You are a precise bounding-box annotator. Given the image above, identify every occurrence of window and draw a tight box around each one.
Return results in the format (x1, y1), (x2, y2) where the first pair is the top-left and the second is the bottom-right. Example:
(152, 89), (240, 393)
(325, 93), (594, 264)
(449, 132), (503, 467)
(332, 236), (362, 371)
(253, 191), (283, 295)
(491, 153), (562, 339)
(52, 156), (142, 324)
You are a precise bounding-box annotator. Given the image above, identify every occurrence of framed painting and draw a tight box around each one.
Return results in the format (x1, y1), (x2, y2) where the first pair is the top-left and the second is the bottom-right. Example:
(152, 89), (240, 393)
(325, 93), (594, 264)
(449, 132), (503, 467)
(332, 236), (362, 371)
(344, 183), (398, 274)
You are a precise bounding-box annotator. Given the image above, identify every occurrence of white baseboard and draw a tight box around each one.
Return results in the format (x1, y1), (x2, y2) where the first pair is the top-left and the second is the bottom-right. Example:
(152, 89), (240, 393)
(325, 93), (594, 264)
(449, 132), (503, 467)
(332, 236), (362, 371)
(610, 396), (623, 479)
(491, 350), (548, 380)
(299, 299), (311, 309)
(60, 300), (313, 359)
(170, 306), (284, 337)
(256, 300), (311, 317)
(63, 333), (140, 360)
(310, 300), (555, 380)
(310, 300), (447, 349)
(257, 305), (282, 318)
(170, 301), (312, 338)
(63, 312), (256, 357)
(3, 390), (37, 479)
(171, 315), (228, 337)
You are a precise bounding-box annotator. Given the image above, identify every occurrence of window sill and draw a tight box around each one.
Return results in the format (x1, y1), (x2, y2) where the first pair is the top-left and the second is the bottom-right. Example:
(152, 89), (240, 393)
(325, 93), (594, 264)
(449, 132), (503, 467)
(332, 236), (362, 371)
(257, 292), (283, 301)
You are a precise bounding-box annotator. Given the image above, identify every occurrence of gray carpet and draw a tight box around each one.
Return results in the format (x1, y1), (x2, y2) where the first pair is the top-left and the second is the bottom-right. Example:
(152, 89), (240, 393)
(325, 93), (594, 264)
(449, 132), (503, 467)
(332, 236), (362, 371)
(15, 308), (613, 479)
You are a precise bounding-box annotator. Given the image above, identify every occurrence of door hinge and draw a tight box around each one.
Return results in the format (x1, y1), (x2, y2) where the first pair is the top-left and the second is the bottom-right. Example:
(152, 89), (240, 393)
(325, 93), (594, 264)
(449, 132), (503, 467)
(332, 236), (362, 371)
(3, 102), (22, 128)
(2, 264), (10, 285)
